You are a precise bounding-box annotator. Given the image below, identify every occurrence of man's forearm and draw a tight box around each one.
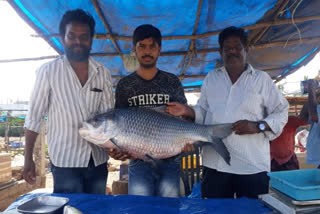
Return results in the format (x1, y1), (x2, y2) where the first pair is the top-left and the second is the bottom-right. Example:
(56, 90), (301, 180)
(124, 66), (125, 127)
(299, 102), (309, 123)
(308, 79), (318, 121)
(24, 129), (39, 161)
(185, 106), (196, 120)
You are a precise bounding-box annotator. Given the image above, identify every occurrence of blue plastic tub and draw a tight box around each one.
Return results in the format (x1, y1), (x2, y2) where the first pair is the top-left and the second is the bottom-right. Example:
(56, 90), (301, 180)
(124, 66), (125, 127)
(268, 169), (320, 201)
(9, 141), (23, 148)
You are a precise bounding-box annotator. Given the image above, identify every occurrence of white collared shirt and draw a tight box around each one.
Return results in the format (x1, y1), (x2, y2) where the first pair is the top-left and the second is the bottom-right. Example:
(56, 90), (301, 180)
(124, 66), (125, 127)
(25, 56), (114, 167)
(194, 64), (289, 174)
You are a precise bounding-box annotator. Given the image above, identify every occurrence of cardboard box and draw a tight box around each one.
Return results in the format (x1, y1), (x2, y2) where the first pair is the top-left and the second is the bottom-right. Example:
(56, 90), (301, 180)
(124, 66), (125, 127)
(0, 153), (12, 183)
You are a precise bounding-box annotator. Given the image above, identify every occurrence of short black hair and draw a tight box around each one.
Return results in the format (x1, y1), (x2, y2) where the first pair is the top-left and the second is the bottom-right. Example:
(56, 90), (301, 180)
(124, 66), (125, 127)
(133, 24), (162, 47)
(218, 26), (248, 49)
(59, 9), (95, 38)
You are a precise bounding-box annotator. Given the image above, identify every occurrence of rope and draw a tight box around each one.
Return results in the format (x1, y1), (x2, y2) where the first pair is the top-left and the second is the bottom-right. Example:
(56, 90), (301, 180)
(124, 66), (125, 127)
(284, 0), (304, 48)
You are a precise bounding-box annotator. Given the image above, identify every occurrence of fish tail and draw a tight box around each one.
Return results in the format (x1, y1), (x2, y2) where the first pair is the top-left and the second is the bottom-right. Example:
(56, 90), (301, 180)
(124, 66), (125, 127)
(194, 138), (231, 165)
(210, 137), (231, 165)
(205, 123), (233, 165)
(209, 123), (233, 138)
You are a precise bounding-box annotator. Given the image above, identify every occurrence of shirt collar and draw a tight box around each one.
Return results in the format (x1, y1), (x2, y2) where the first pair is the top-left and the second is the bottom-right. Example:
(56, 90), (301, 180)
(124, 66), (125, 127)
(63, 55), (102, 75)
(89, 57), (104, 75)
(245, 64), (255, 75)
(218, 63), (255, 75)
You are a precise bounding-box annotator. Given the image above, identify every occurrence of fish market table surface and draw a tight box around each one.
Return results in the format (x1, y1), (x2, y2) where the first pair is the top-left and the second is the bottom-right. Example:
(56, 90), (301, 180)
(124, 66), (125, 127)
(4, 191), (272, 214)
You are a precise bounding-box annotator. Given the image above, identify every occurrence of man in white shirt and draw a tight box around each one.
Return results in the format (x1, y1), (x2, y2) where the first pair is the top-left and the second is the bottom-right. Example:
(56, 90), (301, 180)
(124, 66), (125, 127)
(23, 9), (114, 194)
(166, 26), (289, 198)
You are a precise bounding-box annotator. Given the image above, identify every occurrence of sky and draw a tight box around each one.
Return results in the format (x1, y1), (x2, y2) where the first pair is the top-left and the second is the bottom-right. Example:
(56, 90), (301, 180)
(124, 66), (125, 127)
(277, 54), (320, 95)
(0, 1), (57, 104)
(0, 1), (319, 104)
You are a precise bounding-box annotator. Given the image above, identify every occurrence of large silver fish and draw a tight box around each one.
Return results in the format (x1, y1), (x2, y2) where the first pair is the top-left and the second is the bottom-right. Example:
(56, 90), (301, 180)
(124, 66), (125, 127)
(79, 108), (233, 164)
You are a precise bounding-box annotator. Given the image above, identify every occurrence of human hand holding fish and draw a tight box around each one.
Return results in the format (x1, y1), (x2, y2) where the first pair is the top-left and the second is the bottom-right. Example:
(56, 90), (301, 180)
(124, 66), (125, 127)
(232, 120), (269, 135)
(106, 148), (137, 161)
(106, 143), (194, 160)
(181, 143), (195, 153)
(166, 102), (195, 119)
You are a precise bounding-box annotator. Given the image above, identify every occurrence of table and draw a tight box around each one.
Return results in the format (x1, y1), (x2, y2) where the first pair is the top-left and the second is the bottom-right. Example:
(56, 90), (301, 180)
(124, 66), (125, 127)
(4, 192), (272, 214)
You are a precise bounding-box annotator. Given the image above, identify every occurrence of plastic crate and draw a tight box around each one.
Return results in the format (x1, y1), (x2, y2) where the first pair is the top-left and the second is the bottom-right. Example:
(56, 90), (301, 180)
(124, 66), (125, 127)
(8, 141), (23, 148)
(268, 169), (320, 201)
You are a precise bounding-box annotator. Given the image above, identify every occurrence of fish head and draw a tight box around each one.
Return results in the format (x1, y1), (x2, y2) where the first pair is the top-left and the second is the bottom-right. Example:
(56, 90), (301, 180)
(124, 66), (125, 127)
(79, 113), (118, 146)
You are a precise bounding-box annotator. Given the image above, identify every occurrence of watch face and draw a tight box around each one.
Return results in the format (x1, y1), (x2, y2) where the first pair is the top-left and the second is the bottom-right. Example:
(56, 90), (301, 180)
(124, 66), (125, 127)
(259, 123), (266, 131)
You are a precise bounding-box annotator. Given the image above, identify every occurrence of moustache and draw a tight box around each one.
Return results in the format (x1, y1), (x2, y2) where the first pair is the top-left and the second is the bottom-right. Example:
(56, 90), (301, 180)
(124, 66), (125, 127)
(142, 55), (154, 59)
(70, 44), (87, 50)
(65, 45), (90, 61)
(227, 54), (239, 59)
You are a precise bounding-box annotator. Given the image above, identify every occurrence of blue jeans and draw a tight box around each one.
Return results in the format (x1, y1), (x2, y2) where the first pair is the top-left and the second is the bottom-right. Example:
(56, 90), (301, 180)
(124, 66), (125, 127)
(51, 156), (108, 194)
(128, 158), (180, 197)
(306, 121), (320, 165)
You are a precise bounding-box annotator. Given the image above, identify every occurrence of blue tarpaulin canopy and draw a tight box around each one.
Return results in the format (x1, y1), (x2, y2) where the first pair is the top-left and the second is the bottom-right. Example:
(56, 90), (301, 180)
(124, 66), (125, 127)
(7, 0), (320, 91)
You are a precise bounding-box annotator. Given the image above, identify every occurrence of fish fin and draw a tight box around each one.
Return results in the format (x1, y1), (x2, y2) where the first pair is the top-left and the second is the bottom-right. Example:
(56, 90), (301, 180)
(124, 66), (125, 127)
(109, 138), (123, 153)
(198, 138), (231, 165)
(150, 105), (167, 113)
(145, 154), (162, 173)
(145, 154), (162, 165)
(173, 154), (184, 162)
(192, 141), (204, 150)
(210, 123), (233, 138)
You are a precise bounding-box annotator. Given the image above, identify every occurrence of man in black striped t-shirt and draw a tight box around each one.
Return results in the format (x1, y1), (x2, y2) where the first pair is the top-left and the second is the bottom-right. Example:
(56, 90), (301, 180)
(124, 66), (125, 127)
(107, 24), (194, 197)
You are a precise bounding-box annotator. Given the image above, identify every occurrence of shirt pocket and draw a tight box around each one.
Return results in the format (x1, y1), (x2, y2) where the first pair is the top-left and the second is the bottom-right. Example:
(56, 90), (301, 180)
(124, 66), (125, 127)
(239, 91), (263, 119)
(207, 94), (226, 122)
(86, 85), (103, 114)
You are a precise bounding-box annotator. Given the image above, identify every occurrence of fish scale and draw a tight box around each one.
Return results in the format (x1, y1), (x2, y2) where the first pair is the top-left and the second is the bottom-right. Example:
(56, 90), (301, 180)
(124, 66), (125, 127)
(115, 109), (201, 153)
(79, 108), (233, 164)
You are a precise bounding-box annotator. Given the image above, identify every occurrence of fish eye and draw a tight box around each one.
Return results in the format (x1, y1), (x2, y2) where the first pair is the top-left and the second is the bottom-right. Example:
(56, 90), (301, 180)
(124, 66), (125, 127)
(92, 120), (103, 128)
(93, 116), (105, 122)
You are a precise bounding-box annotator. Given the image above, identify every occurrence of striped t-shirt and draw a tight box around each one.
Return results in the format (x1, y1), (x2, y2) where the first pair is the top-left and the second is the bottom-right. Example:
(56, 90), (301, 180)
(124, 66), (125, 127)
(25, 56), (114, 167)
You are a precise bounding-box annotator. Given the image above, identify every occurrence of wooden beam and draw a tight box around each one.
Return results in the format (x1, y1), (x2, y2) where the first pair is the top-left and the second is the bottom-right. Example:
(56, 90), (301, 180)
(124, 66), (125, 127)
(242, 15), (320, 32)
(180, 0), (203, 81)
(264, 65), (290, 72)
(81, 37), (320, 54)
(181, 74), (206, 78)
(275, 46), (320, 82)
(35, 15), (320, 41)
(286, 96), (307, 105)
(250, 0), (290, 44)
(92, 0), (121, 54)
(113, 74), (206, 80)
(0, 55), (59, 63)
(1, 36), (319, 63)
(252, 37), (320, 49)
(185, 89), (201, 93)
(92, 48), (221, 57)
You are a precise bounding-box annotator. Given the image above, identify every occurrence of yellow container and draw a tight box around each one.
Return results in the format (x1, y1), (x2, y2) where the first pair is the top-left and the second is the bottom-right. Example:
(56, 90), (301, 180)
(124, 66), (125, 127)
(182, 154), (197, 169)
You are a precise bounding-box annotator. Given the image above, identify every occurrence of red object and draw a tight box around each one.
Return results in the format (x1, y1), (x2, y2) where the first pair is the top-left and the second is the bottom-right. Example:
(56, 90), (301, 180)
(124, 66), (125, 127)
(270, 116), (306, 165)
(296, 131), (307, 152)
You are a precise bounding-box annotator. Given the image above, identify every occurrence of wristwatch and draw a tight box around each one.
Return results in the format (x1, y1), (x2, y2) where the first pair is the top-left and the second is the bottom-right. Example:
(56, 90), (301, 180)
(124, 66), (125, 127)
(258, 122), (266, 132)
